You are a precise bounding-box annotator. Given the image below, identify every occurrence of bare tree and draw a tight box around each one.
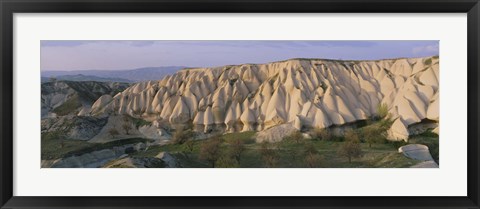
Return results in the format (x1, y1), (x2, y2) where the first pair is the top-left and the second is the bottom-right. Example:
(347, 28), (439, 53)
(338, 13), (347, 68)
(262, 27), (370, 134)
(303, 143), (323, 168)
(122, 123), (132, 135)
(260, 142), (278, 168)
(216, 155), (240, 168)
(338, 130), (363, 163)
(108, 128), (119, 138)
(60, 138), (65, 149)
(228, 138), (245, 162)
(305, 153), (323, 168)
(199, 137), (223, 168)
(172, 128), (194, 145)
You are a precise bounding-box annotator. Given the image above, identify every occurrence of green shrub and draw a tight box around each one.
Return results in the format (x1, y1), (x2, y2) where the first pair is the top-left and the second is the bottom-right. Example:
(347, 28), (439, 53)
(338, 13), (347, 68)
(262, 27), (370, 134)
(388, 140), (407, 149)
(283, 131), (304, 143)
(344, 129), (359, 142)
(424, 58), (432, 65)
(216, 156), (240, 168)
(183, 140), (196, 152)
(305, 153), (324, 168)
(303, 143), (318, 155)
(132, 118), (151, 128)
(310, 128), (332, 141)
(361, 127), (386, 148)
(376, 103), (390, 119)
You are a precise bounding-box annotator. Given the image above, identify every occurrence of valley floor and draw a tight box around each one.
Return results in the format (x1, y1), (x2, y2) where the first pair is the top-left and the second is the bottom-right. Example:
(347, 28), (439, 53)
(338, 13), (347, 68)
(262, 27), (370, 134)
(41, 128), (439, 168)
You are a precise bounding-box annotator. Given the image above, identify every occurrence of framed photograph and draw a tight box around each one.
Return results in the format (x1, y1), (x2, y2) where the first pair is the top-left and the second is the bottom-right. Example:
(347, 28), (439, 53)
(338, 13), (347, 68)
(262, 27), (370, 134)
(1, 0), (479, 208)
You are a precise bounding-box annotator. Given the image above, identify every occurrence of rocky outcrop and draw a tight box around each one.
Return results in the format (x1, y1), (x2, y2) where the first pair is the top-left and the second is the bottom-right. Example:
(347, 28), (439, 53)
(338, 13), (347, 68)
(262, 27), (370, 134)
(103, 157), (167, 168)
(388, 118), (410, 141)
(50, 144), (133, 168)
(398, 144), (439, 168)
(41, 80), (129, 118)
(101, 152), (178, 168)
(155, 152), (179, 168)
(90, 56), (439, 140)
(90, 94), (113, 116)
(41, 115), (108, 140)
(255, 123), (297, 143)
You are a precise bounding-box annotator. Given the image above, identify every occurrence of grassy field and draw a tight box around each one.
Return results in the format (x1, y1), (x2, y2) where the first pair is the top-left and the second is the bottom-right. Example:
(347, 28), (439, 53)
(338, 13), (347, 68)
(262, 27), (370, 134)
(131, 131), (430, 168)
(42, 119), (439, 168)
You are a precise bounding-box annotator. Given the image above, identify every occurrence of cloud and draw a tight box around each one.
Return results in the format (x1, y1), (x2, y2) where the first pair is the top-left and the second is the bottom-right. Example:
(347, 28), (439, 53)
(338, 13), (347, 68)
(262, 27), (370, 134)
(412, 43), (439, 55)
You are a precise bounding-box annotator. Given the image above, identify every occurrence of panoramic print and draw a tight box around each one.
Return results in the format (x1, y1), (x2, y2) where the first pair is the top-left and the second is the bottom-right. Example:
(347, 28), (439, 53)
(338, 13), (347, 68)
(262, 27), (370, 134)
(41, 41), (439, 168)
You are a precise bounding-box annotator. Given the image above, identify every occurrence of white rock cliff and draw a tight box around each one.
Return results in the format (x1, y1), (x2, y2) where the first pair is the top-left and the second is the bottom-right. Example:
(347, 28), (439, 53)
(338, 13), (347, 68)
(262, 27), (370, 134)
(90, 57), (439, 141)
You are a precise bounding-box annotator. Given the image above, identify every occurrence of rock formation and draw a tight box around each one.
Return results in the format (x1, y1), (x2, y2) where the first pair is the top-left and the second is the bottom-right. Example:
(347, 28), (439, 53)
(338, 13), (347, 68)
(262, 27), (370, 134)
(90, 56), (439, 141)
(41, 80), (129, 118)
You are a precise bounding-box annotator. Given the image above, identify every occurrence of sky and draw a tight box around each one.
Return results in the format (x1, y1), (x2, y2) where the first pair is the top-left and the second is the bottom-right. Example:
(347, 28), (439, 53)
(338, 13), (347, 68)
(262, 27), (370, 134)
(41, 40), (439, 71)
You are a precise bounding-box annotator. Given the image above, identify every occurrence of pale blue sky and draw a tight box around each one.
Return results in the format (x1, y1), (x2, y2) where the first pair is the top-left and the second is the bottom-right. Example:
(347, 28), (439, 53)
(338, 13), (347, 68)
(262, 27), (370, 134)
(41, 40), (439, 71)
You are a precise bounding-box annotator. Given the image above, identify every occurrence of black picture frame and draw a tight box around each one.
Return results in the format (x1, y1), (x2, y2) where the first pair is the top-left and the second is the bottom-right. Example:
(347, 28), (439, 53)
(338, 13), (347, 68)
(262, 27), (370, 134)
(1, 0), (479, 208)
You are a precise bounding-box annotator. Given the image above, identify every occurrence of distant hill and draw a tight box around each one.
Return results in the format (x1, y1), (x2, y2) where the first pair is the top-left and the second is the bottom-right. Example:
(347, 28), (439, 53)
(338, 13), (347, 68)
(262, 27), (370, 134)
(41, 74), (133, 83)
(42, 66), (185, 82)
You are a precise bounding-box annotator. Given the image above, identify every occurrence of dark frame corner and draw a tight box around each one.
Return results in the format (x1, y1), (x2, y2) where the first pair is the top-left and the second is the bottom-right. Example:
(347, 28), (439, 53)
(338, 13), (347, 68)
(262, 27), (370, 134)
(1, 0), (479, 208)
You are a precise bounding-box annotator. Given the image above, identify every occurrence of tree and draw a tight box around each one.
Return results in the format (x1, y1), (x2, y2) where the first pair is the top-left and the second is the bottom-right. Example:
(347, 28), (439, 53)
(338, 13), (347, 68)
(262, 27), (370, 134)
(228, 138), (245, 162)
(122, 123), (132, 135)
(60, 138), (65, 149)
(263, 154), (278, 168)
(260, 142), (278, 168)
(184, 140), (195, 152)
(182, 139), (196, 159)
(362, 127), (385, 148)
(216, 155), (240, 168)
(311, 128), (332, 141)
(344, 129), (359, 141)
(199, 137), (223, 168)
(338, 131), (363, 163)
(284, 131), (304, 144)
(172, 128), (194, 145)
(305, 153), (323, 168)
(303, 143), (323, 167)
(108, 128), (119, 138)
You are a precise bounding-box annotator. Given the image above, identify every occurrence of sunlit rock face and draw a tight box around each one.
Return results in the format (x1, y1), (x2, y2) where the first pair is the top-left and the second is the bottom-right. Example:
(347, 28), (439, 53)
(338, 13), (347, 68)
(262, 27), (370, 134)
(91, 56), (439, 140)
